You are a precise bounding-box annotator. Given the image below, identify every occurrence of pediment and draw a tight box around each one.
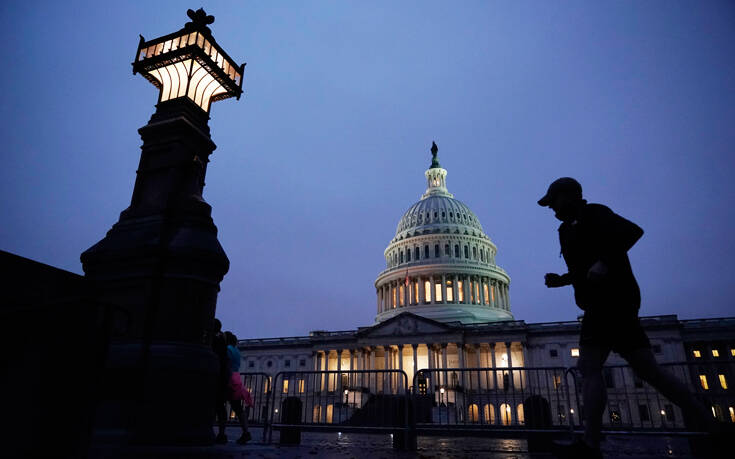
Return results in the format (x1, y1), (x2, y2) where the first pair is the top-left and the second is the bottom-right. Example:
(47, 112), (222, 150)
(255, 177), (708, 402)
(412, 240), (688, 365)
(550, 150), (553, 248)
(359, 312), (453, 338)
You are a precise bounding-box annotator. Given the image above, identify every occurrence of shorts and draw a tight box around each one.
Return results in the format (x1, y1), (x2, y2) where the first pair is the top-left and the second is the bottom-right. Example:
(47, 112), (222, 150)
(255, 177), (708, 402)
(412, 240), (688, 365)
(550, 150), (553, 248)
(580, 310), (650, 357)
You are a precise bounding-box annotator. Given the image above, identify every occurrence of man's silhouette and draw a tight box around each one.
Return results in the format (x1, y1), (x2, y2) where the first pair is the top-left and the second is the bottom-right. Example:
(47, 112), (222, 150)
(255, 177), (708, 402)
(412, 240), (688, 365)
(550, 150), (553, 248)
(538, 178), (712, 458)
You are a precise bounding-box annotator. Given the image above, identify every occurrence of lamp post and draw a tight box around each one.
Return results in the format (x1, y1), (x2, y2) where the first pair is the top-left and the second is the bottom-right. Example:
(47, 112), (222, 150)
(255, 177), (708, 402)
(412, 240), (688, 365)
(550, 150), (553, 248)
(81, 9), (244, 447)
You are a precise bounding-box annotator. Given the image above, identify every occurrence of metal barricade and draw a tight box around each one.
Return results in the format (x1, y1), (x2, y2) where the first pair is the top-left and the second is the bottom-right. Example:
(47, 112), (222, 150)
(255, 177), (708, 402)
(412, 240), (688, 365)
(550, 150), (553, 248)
(566, 360), (735, 432)
(265, 370), (410, 445)
(413, 366), (579, 437)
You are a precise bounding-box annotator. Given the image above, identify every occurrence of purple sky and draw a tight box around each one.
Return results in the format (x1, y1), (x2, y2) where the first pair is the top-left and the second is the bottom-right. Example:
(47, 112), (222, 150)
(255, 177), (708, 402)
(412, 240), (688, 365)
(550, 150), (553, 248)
(1, 1), (734, 339)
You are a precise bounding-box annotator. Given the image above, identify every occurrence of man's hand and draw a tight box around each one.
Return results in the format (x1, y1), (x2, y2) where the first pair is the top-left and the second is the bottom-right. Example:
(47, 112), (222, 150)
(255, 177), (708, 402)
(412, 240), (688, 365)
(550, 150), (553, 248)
(544, 273), (566, 288)
(587, 260), (608, 281)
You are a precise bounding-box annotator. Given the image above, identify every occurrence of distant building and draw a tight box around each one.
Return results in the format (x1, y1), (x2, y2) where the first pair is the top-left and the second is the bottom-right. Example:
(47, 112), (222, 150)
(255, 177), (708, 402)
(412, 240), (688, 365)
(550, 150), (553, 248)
(238, 150), (735, 427)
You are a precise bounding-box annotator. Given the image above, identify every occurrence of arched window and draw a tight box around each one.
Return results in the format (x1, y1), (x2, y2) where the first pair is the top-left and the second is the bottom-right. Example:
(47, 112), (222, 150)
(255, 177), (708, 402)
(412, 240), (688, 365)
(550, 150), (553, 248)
(468, 404), (479, 423)
(464, 246), (469, 258)
(434, 244), (440, 258)
(406, 249), (411, 262)
(480, 250), (484, 262)
(444, 244), (450, 256)
(399, 251), (404, 263)
(424, 245), (430, 259)
(484, 404), (496, 424)
(500, 403), (512, 426)
(473, 247), (477, 259)
(454, 245), (460, 258)
(415, 247), (420, 260)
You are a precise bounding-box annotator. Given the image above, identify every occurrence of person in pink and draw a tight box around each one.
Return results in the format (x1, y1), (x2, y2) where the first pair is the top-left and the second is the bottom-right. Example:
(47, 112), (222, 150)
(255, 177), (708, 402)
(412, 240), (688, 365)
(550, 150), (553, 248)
(225, 331), (253, 444)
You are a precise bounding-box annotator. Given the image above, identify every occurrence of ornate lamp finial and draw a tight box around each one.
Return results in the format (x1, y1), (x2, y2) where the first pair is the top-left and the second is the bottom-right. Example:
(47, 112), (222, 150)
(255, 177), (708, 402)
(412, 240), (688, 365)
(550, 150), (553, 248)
(430, 141), (440, 169)
(185, 8), (215, 32)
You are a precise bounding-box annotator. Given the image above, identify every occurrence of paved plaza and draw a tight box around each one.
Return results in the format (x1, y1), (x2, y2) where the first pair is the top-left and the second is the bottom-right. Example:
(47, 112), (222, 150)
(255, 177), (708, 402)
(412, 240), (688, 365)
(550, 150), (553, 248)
(104, 426), (696, 458)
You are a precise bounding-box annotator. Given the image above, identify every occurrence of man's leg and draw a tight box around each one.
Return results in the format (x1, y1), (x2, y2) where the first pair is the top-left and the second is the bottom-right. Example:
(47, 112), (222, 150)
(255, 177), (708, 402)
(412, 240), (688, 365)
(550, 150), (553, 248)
(624, 347), (713, 429)
(578, 345), (611, 448)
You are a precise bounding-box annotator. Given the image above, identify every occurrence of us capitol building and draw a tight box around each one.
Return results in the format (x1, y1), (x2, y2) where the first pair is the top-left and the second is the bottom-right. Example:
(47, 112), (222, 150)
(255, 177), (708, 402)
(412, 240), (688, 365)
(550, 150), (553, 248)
(239, 144), (735, 427)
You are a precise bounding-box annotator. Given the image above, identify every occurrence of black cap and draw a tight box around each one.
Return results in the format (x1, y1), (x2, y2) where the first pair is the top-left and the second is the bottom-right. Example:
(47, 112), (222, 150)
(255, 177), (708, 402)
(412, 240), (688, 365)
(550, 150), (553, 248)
(537, 177), (582, 206)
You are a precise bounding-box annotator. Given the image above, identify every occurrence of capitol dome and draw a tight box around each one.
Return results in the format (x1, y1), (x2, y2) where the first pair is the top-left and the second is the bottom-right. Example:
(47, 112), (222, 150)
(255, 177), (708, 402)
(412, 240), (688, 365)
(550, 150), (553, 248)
(374, 143), (513, 324)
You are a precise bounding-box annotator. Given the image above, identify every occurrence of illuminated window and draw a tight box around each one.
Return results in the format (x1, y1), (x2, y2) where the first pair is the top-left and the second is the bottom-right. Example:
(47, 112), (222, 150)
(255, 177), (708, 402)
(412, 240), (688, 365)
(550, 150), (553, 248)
(298, 379), (305, 393)
(553, 374), (562, 389)
(484, 404), (496, 424)
(571, 348), (580, 357)
(265, 376), (272, 393)
(468, 403), (479, 422)
(483, 283), (489, 304)
(458, 281), (464, 302)
(398, 285), (404, 306)
(719, 374), (728, 389)
(392, 287), (396, 308)
(326, 404), (334, 424)
(491, 285), (495, 303)
(516, 404), (525, 425)
(729, 407), (734, 423)
(500, 403), (512, 426)
(700, 375), (709, 390)
(282, 380), (289, 393)
(731, 349), (735, 357)
(446, 280), (454, 302)
(414, 282), (419, 304)
(312, 405), (322, 423)
(474, 282), (480, 304)
(712, 349), (720, 357)
(693, 350), (701, 358)
(435, 281), (443, 302)
(424, 281), (431, 303)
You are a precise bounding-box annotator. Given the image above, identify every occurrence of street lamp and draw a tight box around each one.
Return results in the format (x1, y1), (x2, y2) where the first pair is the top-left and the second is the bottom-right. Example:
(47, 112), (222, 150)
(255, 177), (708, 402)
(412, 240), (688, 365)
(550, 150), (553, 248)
(132, 8), (245, 113)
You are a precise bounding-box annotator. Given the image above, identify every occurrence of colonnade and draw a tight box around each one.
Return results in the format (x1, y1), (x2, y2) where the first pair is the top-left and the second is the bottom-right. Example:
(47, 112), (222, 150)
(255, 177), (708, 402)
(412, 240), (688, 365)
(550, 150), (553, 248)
(312, 341), (523, 393)
(377, 274), (509, 314)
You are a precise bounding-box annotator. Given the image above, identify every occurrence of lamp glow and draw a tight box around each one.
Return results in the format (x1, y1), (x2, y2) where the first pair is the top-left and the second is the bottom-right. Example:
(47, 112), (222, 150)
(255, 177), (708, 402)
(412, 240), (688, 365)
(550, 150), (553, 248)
(132, 8), (245, 113)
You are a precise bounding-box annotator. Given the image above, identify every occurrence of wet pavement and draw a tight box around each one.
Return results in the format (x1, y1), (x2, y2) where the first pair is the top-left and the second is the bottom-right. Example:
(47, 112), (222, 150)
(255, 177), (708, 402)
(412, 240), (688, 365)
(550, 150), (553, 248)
(192, 426), (696, 458)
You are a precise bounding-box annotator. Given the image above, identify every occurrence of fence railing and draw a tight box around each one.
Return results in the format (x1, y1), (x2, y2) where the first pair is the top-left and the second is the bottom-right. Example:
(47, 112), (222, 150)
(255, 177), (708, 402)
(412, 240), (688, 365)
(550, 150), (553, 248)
(413, 366), (579, 434)
(565, 361), (735, 431)
(255, 361), (734, 447)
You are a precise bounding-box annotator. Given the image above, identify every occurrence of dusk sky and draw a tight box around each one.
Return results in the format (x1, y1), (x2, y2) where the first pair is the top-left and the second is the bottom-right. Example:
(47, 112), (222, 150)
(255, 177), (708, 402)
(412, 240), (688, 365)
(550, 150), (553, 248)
(2, 1), (734, 339)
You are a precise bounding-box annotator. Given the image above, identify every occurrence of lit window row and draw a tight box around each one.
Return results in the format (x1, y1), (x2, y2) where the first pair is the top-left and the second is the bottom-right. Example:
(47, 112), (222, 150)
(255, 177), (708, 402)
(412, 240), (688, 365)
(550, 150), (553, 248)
(692, 348), (734, 358)
(378, 277), (507, 311)
(386, 243), (494, 268)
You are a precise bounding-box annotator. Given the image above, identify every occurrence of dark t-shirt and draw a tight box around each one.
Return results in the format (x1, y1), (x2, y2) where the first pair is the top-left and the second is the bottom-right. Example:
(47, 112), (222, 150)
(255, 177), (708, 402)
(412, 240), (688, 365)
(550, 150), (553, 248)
(559, 202), (643, 313)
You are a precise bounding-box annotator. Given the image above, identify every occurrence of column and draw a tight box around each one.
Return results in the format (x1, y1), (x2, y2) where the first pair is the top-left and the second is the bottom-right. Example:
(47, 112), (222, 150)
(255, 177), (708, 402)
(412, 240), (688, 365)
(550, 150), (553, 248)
(412, 344), (418, 390)
(464, 275), (470, 304)
(441, 343), (448, 388)
(458, 343), (466, 389)
(505, 285), (510, 310)
(397, 344), (404, 391)
(418, 276), (425, 304)
(489, 342), (497, 391)
(336, 349), (343, 393)
(377, 288), (380, 314)
(383, 346), (390, 393)
(441, 274), (447, 304)
(429, 275), (435, 303)
(453, 274), (459, 303)
(348, 349), (354, 387)
(427, 344), (435, 393)
(405, 279), (410, 306)
(505, 342), (514, 424)
(479, 276), (485, 305)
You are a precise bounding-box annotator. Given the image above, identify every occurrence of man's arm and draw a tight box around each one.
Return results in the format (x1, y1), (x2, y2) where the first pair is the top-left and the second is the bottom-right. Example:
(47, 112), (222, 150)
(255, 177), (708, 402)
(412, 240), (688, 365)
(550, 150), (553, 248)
(545, 272), (572, 288)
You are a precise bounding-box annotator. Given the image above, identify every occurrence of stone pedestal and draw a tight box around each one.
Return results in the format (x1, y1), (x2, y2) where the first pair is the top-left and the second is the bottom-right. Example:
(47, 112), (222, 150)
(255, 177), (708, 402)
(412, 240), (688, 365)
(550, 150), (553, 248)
(81, 98), (229, 446)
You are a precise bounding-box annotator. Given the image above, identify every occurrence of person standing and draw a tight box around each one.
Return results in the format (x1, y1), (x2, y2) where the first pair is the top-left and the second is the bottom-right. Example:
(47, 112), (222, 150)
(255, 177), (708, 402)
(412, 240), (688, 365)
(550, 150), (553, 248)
(225, 331), (252, 444)
(538, 177), (713, 458)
